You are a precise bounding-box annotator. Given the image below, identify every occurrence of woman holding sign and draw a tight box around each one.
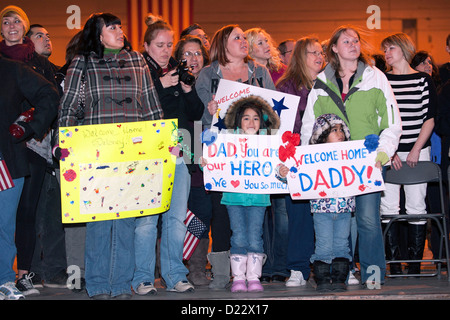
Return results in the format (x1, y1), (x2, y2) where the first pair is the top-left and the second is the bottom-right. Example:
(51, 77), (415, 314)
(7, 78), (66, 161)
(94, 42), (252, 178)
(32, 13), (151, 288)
(195, 24), (276, 289)
(301, 25), (402, 287)
(380, 33), (437, 276)
(59, 13), (163, 299)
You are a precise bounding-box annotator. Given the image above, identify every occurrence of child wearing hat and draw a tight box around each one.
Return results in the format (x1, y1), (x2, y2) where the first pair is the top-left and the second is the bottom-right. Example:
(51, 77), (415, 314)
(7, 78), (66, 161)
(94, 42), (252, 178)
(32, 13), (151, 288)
(221, 95), (280, 293)
(278, 113), (354, 292)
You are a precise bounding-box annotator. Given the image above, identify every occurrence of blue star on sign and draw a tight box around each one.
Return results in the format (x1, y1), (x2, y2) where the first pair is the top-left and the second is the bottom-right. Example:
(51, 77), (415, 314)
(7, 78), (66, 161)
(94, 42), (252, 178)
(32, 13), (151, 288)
(213, 115), (227, 131)
(271, 97), (289, 116)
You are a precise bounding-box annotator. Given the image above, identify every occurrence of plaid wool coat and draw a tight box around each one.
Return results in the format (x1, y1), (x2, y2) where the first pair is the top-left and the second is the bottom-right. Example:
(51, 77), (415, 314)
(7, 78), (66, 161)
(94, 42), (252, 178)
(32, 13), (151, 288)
(59, 49), (163, 127)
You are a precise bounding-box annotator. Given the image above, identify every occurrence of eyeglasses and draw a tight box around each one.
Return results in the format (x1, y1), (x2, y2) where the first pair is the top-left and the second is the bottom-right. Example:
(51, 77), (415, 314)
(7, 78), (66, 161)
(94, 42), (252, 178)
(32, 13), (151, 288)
(307, 51), (325, 57)
(183, 51), (202, 57)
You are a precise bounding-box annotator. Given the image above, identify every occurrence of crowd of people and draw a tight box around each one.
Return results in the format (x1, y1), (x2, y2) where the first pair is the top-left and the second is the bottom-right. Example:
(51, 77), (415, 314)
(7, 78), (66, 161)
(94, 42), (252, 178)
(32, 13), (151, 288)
(0, 4), (449, 300)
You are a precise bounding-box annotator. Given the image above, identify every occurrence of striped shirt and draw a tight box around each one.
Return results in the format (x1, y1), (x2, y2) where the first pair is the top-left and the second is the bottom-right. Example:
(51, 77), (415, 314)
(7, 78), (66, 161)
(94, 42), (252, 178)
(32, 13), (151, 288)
(385, 72), (437, 152)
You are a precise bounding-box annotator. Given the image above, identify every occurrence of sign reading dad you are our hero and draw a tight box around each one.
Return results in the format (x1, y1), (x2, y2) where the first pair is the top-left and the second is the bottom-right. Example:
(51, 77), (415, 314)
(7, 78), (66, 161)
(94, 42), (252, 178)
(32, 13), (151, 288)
(202, 133), (288, 194)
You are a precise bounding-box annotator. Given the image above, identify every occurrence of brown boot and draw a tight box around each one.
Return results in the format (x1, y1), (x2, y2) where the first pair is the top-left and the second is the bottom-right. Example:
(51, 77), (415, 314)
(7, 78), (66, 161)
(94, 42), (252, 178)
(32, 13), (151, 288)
(187, 238), (210, 286)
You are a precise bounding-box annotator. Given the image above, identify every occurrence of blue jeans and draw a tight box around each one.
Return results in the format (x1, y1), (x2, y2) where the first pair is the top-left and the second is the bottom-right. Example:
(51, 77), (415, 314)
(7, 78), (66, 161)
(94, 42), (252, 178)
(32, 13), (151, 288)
(262, 196), (289, 277)
(133, 161), (190, 290)
(355, 190), (386, 284)
(85, 218), (135, 297)
(0, 178), (24, 285)
(310, 212), (352, 264)
(227, 205), (265, 255)
(133, 213), (158, 290)
(285, 196), (314, 278)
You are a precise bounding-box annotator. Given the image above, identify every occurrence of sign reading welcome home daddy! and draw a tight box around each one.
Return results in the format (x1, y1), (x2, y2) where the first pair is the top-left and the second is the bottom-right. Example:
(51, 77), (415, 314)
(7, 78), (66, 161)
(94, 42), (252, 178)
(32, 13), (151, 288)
(59, 119), (178, 223)
(284, 140), (385, 200)
(203, 133), (288, 194)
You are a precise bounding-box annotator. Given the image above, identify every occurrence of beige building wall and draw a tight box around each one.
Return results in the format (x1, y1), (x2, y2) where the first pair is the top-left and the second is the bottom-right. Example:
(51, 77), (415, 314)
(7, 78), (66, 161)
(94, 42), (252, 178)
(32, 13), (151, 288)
(194, 0), (450, 66)
(3, 0), (449, 67)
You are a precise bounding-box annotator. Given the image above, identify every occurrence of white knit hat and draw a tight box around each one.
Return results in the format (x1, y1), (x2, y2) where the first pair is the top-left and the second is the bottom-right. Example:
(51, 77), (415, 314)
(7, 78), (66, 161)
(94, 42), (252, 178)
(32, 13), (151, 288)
(309, 113), (350, 144)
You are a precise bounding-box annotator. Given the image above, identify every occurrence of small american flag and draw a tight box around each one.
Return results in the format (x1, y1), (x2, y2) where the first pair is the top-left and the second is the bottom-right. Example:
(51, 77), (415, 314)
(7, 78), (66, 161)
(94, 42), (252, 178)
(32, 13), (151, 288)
(0, 151), (14, 191)
(183, 209), (207, 261)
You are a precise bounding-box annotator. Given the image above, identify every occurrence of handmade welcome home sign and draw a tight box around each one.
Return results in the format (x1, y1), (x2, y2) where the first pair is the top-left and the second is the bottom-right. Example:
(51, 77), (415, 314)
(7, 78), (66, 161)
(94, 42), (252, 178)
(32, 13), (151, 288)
(202, 133), (288, 194)
(59, 119), (178, 223)
(210, 79), (299, 135)
(284, 140), (385, 200)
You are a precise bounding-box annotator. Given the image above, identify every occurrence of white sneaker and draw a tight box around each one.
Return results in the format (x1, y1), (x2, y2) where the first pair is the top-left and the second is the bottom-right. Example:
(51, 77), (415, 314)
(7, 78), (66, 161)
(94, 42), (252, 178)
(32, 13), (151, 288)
(167, 280), (194, 293)
(347, 271), (359, 285)
(0, 282), (25, 300)
(135, 282), (157, 295)
(285, 270), (306, 287)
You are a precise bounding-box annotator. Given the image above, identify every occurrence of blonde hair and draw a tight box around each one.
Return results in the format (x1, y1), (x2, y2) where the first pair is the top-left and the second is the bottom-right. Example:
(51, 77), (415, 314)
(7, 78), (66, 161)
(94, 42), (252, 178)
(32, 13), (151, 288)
(381, 33), (416, 64)
(245, 28), (283, 72)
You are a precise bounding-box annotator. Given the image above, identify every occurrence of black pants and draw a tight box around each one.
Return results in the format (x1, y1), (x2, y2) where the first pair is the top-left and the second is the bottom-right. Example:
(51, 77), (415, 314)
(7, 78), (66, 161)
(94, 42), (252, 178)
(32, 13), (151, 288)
(15, 149), (46, 271)
(31, 168), (67, 280)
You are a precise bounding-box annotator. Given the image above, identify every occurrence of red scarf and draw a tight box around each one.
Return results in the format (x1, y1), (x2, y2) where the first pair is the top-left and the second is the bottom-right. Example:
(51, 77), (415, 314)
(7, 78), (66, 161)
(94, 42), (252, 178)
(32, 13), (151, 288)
(0, 36), (35, 62)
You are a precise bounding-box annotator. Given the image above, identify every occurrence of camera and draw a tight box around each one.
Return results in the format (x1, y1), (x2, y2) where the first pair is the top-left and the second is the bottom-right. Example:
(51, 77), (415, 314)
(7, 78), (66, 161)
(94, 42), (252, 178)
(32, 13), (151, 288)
(174, 59), (196, 86)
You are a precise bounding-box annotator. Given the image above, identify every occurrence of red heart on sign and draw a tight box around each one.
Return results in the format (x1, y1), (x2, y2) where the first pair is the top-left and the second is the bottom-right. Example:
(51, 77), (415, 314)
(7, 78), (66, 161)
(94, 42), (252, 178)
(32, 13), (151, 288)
(231, 180), (240, 188)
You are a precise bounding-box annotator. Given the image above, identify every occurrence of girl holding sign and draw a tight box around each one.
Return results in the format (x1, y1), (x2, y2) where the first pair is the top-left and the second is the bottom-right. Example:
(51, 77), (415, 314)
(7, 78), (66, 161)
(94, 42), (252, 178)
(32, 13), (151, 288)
(308, 114), (354, 292)
(278, 114), (354, 292)
(195, 24), (275, 290)
(301, 25), (402, 287)
(221, 95), (280, 293)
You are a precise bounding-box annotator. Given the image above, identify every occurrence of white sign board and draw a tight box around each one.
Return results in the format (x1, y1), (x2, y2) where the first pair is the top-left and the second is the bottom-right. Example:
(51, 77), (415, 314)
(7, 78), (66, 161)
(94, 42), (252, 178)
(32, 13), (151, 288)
(203, 133), (288, 194)
(284, 140), (385, 200)
(210, 79), (299, 135)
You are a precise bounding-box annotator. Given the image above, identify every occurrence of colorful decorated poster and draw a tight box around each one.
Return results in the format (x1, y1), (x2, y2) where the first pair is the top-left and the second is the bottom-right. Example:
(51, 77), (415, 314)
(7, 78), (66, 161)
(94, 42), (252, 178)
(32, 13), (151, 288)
(59, 119), (178, 223)
(284, 140), (385, 200)
(202, 133), (289, 194)
(210, 79), (299, 135)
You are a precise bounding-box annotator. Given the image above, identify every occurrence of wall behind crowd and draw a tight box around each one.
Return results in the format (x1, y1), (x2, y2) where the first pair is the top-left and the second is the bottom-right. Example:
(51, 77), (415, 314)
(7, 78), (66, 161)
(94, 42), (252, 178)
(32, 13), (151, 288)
(6, 0), (450, 67)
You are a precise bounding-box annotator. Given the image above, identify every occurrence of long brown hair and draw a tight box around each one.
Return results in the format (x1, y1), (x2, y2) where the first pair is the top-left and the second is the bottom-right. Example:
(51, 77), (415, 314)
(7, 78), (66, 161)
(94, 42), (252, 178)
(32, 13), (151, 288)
(276, 37), (323, 90)
(327, 25), (372, 74)
(209, 24), (250, 65)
